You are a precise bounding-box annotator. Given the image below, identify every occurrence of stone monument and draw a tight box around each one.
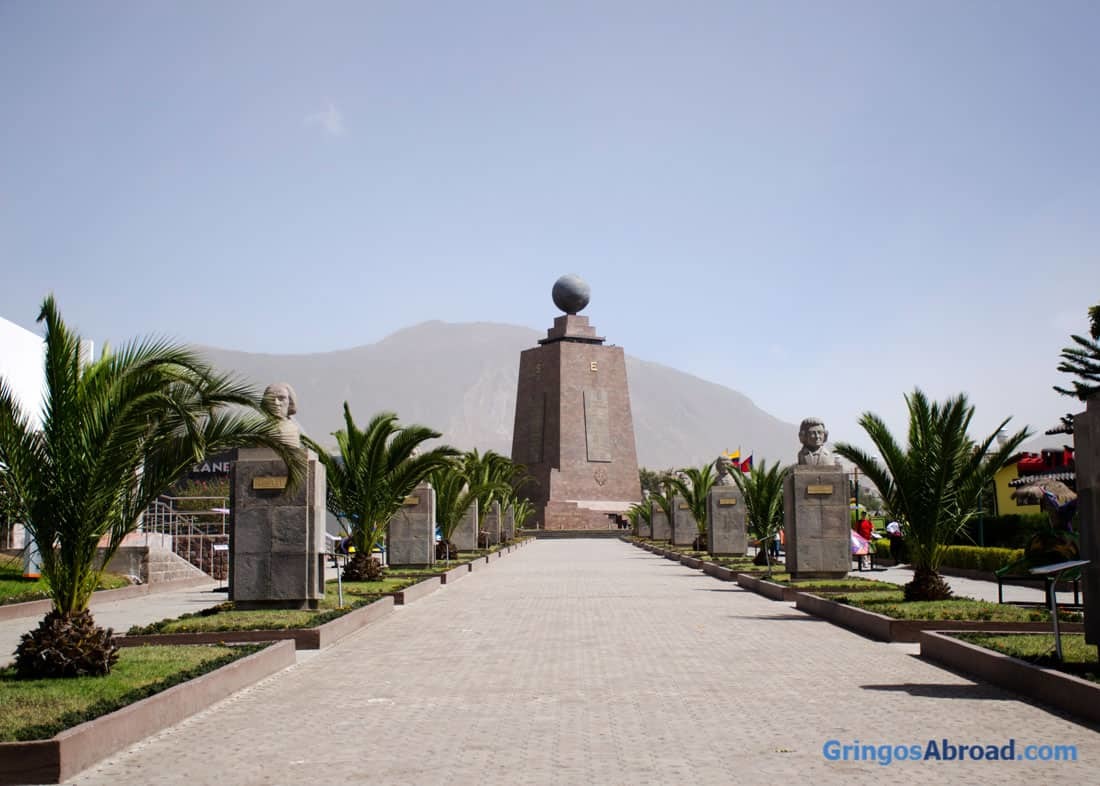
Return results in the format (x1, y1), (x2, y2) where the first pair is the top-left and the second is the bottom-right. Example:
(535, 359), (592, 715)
(669, 495), (697, 546)
(454, 497), (479, 551)
(796, 417), (834, 466)
(650, 499), (671, 540)
(502, 505), (516, 542)
(229, 383), (326, 609)
(388, 482), (435, 567)
(714, 455), (738, 486)
(707, 486), (746, 556)
(510, 275), (642, 529)
(1076, 395), (1100, 650)
(783, 418), (849, 578)
(482, 500), (502, 546)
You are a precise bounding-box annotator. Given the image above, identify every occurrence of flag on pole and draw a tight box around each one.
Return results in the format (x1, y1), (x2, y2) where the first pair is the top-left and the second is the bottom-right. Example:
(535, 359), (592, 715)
(723, 448), (741, 461)
(739, 455), (753, 473)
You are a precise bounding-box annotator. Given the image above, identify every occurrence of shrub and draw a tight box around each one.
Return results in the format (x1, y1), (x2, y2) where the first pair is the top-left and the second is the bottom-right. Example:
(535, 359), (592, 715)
(938, 545), (1024, 573)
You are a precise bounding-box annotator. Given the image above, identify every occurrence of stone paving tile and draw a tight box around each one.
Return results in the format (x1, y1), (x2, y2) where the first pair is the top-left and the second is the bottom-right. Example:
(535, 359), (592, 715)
(66, 541), (1098, 786)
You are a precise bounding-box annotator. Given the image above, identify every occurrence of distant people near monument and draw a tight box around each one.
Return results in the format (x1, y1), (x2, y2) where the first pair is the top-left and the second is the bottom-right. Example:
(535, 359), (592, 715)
(714, 455), (737, 486)
(262, 382), (302, 446)
(796, 417), (832, 466)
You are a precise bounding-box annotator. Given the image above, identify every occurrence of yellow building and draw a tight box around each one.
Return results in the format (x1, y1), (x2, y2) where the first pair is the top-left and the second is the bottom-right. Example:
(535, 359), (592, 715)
(992, 462), (1032, 516)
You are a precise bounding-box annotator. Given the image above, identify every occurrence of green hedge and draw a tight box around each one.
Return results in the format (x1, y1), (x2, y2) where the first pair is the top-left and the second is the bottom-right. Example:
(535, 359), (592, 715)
(938, 545), (1024, 573)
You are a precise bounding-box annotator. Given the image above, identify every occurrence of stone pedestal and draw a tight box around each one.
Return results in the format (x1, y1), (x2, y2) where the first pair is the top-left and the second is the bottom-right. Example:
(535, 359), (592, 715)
(670, 496), (696, 546)
(783, 465), (849, 579)
(510, 314), (642, 530)
(482, 501), (502, 546)
(230, 447), (326, 610)
(638, 509), (653, 538)
(502, 505), (516, 542)
(388, 483), (435, 567)
(707, 487), (746, 556)
(454, 499), (479, 551)
(1077, 396), (1100, 647)
(650, 501), (670, 541)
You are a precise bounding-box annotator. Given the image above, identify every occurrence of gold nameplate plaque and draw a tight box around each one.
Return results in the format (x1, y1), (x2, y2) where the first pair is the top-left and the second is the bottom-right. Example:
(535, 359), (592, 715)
(717, 498), (737, 507)
(806, 484), (834, 496)
(402, 496), (419, 506)
(678, 503), (690, 510)
(252, 476), (288, 490)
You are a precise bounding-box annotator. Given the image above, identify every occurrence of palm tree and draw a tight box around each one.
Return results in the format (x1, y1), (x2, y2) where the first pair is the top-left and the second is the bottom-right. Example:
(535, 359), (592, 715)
(430, 458), (497, 560)
(304, 406), (456, 581)
(462, 449), (517, 545)
(1054, 303), (1100, 400)
(510, 498), (535, 531)
(833, 388), (1029, 601)
(732, 460), (789, 577)
(668, 464), (717, 549)
(0, 296), (302, 678)
(625, 500), (652, 536)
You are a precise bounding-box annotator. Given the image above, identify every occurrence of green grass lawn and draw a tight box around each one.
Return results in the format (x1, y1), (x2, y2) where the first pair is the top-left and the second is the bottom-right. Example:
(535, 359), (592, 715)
(833, 590), (1081, 623)
(0, 554), (130, 606)
(127, 577), (416, 634)
(774, 577), (904, 592)
(954, 633), (1100, 683)
(0, 644), (260, 741)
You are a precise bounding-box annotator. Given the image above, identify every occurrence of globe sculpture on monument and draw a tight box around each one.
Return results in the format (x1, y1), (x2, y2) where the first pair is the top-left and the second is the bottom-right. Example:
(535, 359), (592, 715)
(510, 275), (642, 530)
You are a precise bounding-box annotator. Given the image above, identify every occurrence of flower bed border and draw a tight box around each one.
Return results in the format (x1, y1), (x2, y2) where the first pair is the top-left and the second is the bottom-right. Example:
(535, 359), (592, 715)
(0, 639), (296, 785)
(918, 631), (1100, 725)
(115, 542), (528, 650)
(626, 537), (1087, 643)
(792, 592), (1085, 643)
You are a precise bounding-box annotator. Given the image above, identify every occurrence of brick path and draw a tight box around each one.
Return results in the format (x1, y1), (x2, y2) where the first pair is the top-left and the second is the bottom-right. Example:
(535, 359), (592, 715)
(67, 540), (1098, 785)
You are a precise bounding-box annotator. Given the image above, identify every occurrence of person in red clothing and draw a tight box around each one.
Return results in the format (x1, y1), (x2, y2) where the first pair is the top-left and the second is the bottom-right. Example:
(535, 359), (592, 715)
(855, 515), (875, 569)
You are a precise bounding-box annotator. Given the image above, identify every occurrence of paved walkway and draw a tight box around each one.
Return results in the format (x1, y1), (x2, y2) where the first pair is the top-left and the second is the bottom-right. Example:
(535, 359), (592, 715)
(62, 540), (1100, 785)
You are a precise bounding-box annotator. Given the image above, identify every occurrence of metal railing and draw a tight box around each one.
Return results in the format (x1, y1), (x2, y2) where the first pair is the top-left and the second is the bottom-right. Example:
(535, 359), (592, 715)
(140, 495), (231, 578)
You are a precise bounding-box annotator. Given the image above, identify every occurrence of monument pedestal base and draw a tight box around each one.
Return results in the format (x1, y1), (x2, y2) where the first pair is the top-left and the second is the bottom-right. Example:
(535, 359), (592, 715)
(783, 465), (849, 580)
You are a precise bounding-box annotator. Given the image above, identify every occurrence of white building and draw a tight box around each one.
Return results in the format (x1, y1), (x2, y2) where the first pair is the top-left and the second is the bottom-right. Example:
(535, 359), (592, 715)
(0, 315), (46, 429)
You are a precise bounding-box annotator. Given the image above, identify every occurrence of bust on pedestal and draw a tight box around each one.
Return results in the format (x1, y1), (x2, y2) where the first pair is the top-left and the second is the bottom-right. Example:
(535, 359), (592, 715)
(783, 418), (849, 579)
(229, 383), (326, 610)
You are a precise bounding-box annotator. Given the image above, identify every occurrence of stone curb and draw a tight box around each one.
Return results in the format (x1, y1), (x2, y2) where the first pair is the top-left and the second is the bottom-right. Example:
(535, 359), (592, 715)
(0, 576), (214, 623)
(0, 639), (296, 785)
(393, 576), (442, 606)
(918, 630), (1100, 725)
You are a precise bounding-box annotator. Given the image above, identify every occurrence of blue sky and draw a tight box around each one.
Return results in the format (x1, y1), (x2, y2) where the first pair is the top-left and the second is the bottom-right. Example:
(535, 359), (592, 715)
(2, 1), (1098, 453)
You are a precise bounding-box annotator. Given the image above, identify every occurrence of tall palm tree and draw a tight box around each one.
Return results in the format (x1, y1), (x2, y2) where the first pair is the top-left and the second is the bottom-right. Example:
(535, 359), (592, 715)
(833, 388), (1029, 601)
(732, 460), (789, 577)
(668, 464), (717, 549)
(304, 406), (456, 580)
(1054, 303), (1100, 400)
(429, 458), (498, 560)
(0, 296), (302, 678)
(462, 449), (517, 544)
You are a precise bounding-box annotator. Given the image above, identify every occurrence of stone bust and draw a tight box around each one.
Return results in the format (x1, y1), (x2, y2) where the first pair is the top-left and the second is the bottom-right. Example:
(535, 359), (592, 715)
(261, 382), (302, 446)
(714, 455), (737, 486)
(796, 417), (832, 465)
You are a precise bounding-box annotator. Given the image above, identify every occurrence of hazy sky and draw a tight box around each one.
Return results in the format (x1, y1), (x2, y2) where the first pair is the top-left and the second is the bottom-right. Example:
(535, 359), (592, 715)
(2, 2), (1097, 454)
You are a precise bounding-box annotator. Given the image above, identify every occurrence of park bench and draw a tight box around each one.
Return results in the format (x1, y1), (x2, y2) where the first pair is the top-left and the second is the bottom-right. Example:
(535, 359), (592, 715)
(995, 555), (1082, 606)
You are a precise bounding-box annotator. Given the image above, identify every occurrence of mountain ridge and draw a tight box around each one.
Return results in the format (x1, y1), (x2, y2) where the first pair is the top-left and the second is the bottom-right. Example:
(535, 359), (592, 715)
(195, 320), (800, 469)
